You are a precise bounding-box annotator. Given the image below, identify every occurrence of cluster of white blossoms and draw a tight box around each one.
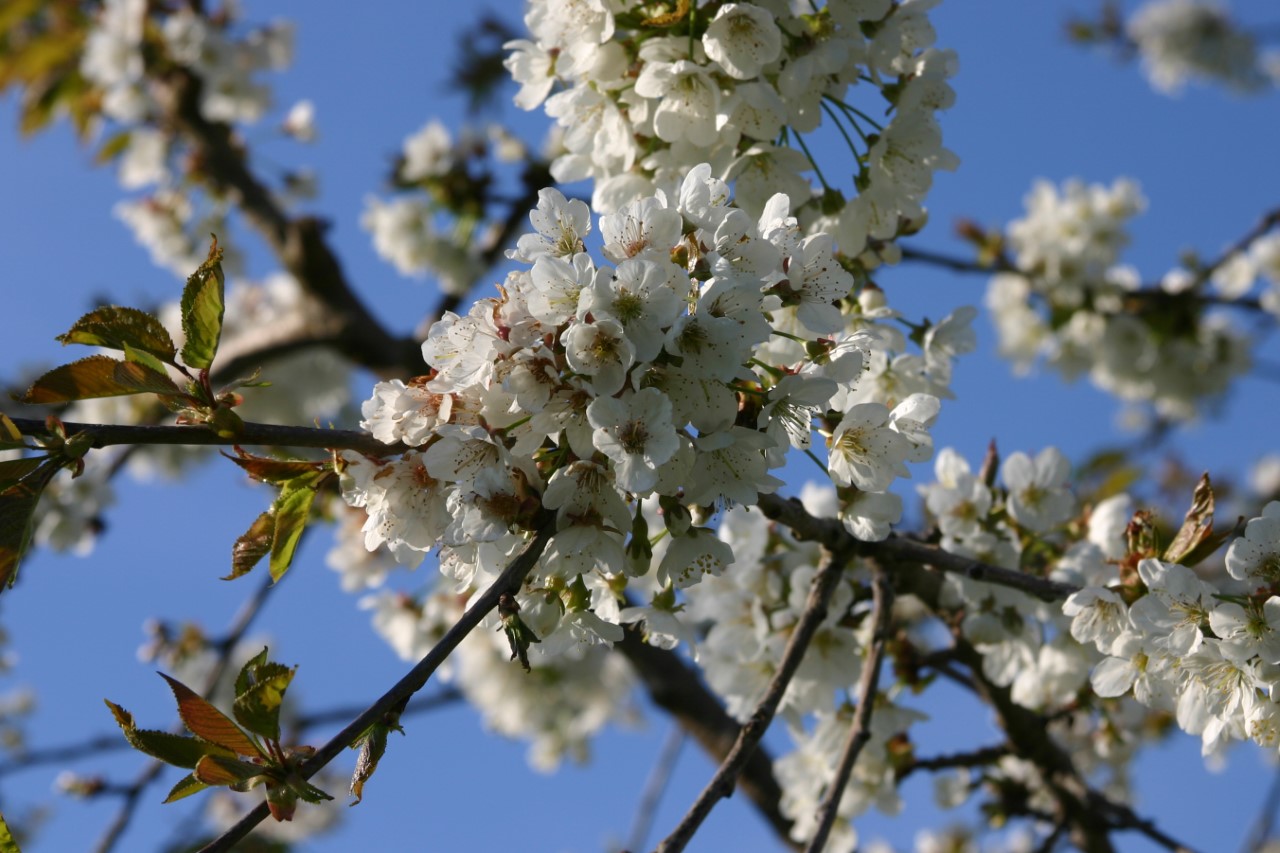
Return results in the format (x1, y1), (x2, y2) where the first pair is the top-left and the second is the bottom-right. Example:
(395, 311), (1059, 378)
(1208, 231), (1280, 319)
(986, 178), (1251, 419)
(505, 0), (958, 259)
(338, 166), (975, 772)
(361, 121), (528, 294)
(82, 0), (294, 125)
(1126, 0), (1277, 95)
(1066, 500), (1280, 761)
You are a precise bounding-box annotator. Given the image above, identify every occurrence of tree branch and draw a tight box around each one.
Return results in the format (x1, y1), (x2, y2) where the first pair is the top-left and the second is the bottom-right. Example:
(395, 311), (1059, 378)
(653, 539), (857, 853)
(804, 563), (893, 853)
(197, 518), (555, 853)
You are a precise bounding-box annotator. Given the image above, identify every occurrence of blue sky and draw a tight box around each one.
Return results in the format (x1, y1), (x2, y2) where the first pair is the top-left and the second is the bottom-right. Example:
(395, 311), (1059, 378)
(1, 1), (1279, 851)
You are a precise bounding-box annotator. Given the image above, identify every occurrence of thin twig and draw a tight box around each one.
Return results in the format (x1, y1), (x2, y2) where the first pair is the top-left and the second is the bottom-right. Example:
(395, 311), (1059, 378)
(1244, 763), (1280, 852)
(94, 575), (276, 853)
(755, 494), (1080, 602)
(894, 744), (1009, 781)
(197, 518), (555, 853)
(653, 540), (856, 853)
(804, 565), (893, 853)
(624, 727), (685, 853)
(1089, 792), (1203, 853)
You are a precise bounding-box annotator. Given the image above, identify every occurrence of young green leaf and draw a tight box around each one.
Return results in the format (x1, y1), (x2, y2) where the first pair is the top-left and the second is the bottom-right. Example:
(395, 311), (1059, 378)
(0, 415), (25, 451)
(232, 662), (295, 741)
(269, 477), (320, 582)
(0, 809), (22, 853)
(162, 773), (208, 804)
(0, 458), (46, 494)
(21, 355), (182, 404)
(103, 699), (231, 769)
(0, 458), (63, 589)
(234, 647), (272, 698)
(159, 673), (264, 758)
(56, 305), (178, 365)
(179, 237), (226, 370)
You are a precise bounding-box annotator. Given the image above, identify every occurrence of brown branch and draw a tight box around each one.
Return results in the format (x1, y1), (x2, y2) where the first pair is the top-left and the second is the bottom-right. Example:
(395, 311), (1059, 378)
(755, 494), (1080, 602)
(895, 744), (1009, 781)
(653, 539), (856, 853)
(1088, 793), (1204, 853)
(804, 563), (893, 853)
(8, 417), (407, 458)
(197, 518), (555, 853)
(616, 631), (800, 851)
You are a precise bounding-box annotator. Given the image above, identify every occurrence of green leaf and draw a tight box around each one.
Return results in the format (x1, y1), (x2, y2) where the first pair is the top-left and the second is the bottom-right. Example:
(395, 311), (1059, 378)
(159, 673), (263, 758)
(0, 415), (25, 451)
(94, 129), (132, 164)
(179, 238), (226, 370)
(269, 478), (319, 583)
(123, 343), (170, 378)
(1164, 473), (1216, 566)
(290, 777), (334, 804)
(234, 647), (271, 699)
(223, 448), (327, 484)
(103, 700), (230, 769)
(56, 305), (177, 364)
(162, 773), (208, 804)
(225, 511), (274, 581)
(232, 663), (295, 741)
(0, 458), (46, 494)
(0, 459), (62, 590)
(21, 355), (181, 404)
(0, 809), (22, 853)
(192, 753), (263, 788)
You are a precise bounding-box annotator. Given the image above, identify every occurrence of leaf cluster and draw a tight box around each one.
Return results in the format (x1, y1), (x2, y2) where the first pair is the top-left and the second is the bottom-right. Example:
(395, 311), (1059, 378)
(105, 648), (332, 822)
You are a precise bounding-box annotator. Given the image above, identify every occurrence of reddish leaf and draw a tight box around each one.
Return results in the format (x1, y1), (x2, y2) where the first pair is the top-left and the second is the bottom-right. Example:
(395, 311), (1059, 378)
(225, 511), (273, 581)
(159, 673), (263, 758)
(0, 459), (62, 590)
(22, 355), (181, 404)
(1164, 473), (1215, 566)
(192, 753), (263, 787)
(223, 448), (327, 484)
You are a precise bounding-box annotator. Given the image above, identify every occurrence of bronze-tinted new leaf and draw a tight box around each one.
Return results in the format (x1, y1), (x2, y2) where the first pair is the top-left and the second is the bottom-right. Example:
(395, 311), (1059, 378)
(192, 753), (263, 787)
(349, 723), (390, 805)
(179, 238), (226, 370)
(226, 510), (274, 581)
(22, 355), (181, 404)
(223, 448), (328, 484)
(159, 673), (263, 758)
(103, 699), (230, 769)
(1164, 473), (1216, 565)
(56, 305), (177, 364)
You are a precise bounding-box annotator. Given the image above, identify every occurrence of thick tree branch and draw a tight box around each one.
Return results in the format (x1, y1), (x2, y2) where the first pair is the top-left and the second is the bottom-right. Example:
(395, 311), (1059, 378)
(197, 519), (554, 853)
(805, 563), (893, 853)
(653, 540), (857, 853)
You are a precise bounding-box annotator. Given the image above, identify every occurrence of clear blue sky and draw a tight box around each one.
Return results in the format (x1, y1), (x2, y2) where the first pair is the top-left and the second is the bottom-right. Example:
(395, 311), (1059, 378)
(1, 1), (1279, 851)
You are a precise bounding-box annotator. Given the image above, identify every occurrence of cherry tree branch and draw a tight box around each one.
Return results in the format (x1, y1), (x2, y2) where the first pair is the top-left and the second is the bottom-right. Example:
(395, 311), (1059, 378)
(804, 563), (893, 853)
(197, 518), (555, 853)
(894, 744), (1009, 781)
(653, 539), (857, 853)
